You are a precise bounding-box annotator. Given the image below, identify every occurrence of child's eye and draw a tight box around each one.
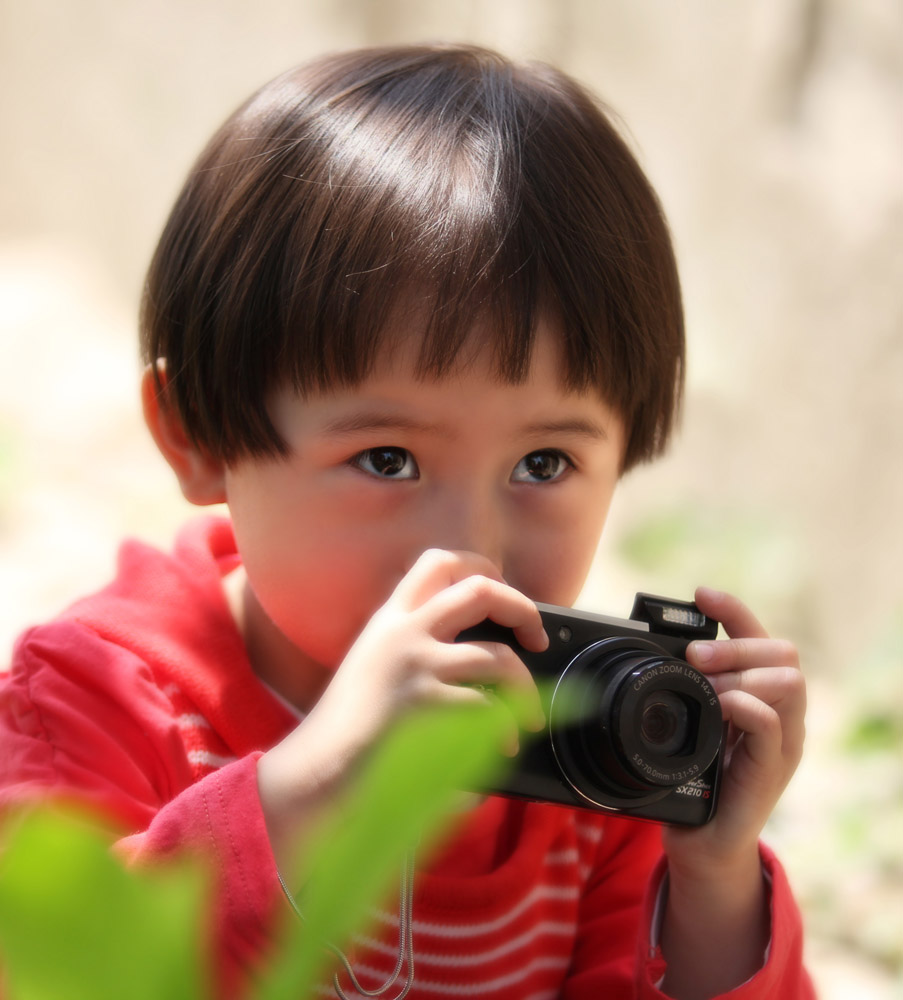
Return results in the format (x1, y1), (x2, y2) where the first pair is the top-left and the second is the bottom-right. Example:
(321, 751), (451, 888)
(511, 449), (573, 483)
(352, 447), (420, 480)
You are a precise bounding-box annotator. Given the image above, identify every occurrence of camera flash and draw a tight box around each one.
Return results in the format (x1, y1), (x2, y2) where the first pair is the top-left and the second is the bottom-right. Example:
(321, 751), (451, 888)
(558, 626), (573, 643)
(662, 607), (705, 629)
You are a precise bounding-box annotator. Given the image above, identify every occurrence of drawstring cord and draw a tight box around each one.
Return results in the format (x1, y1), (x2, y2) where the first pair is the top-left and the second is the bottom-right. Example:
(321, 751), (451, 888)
(277, 850), (417, 1000)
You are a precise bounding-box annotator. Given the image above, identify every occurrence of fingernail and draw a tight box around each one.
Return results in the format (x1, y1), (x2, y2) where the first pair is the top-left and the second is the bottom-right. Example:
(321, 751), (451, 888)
(692, 641), (714, 663)
(528, 709), (546, 733)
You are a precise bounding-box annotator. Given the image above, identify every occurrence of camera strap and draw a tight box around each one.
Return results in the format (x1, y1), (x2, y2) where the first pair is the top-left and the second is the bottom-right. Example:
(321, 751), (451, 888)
(277, 848), (417, 999)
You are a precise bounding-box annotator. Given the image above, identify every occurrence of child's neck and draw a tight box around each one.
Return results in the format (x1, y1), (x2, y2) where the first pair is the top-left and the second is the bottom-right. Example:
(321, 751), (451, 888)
(225, 568), (333, 714)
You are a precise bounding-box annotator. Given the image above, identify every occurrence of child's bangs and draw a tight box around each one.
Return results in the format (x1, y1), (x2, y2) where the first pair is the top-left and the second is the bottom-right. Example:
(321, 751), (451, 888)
(272, 80), (553, 398)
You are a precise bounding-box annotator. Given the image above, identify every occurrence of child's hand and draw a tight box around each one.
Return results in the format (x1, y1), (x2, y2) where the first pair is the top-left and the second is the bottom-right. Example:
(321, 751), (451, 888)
(664, 586), (806, 873)
(257, 549), (547, 865)
(658, 586), (807, 998)
(314, 547), (548, 759)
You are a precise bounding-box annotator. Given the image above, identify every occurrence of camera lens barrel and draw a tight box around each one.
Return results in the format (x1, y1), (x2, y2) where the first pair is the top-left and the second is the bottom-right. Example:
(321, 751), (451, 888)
(549, 638), (723, 810)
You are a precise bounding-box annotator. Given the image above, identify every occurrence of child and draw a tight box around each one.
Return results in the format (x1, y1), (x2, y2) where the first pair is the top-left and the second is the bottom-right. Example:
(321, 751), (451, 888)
(0, 44), (812, 1000)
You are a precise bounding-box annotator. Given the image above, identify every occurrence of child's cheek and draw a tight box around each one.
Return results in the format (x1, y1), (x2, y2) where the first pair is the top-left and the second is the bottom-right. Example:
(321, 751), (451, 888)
(243, 523), (406, 671)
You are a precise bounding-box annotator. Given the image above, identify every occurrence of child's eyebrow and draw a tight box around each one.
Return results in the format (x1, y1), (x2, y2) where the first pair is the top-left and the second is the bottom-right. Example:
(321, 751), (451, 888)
(321, 412), (610, 441)
(522, 418), (611, 440)
(321, 412), (446, 437)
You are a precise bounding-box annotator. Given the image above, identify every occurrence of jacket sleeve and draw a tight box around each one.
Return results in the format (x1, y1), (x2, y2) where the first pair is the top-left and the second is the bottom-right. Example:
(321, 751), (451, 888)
(636, 843), (815, 1000)
(0, 626), (284, 999)
(633, 845), (815, 1000)
(116, 754), (283, 998)
(563, 813), (814, 1000)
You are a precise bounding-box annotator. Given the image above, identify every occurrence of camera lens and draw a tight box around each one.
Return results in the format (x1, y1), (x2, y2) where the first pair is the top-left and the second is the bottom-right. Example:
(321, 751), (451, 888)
(549, 637), (723, 809)
(639, 692), (690, 756)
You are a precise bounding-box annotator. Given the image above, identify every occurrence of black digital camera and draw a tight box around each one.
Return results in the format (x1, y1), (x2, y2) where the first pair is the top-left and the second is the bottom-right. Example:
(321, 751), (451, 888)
(459, 594), (724, 827)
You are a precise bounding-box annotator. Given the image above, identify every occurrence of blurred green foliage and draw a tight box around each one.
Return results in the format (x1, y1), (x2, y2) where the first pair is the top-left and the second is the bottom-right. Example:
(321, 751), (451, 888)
(845, 609), (903, 756)
(846, 712), (903, 754)
(0, 809), (208, 1000)
(616, 503), (804, 602)
(0, 698), (517, 999)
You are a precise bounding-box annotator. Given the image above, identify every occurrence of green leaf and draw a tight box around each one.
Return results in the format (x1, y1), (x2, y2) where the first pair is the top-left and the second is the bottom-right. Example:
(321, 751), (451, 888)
(0, 806), (209, 1000)
(258, 701), (514, 999)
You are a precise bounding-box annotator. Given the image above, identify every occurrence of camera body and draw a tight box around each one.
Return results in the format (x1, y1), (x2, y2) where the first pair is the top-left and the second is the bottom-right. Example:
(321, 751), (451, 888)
(459, 594), (724, 827)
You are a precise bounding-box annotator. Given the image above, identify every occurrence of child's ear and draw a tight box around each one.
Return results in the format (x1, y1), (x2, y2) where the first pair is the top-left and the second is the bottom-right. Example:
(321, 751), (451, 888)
(141, 362), (227, 506)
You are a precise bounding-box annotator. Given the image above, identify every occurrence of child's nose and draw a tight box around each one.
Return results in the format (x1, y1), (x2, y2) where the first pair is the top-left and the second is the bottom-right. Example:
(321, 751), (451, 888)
(426, 490), (506, 573)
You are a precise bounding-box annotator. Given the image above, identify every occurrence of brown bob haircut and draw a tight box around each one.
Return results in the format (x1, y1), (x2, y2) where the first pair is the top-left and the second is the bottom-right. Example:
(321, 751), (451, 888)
(141, 44), (684, 473)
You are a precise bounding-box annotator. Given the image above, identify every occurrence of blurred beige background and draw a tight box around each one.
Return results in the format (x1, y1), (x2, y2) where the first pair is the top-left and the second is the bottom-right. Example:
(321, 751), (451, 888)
(1, 1), (901, 996)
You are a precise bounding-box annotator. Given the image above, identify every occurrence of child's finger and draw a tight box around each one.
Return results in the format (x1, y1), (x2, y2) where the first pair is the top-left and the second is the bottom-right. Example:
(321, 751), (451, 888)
(413, 641), (544, 745)
(435, 641), (545, 730)
(388, 548), (549, 651)
(717, 689), (786, 771)
(687, 637), (799, 674)
(392, 548), (507, 610)
(707, 666), (805, 705)
(416, 574), (548, 651)
(717, 681), (805, 780)
(420, 680), (524, 756)
(709, 667), (806, 761)
(694, 586), (769, 640)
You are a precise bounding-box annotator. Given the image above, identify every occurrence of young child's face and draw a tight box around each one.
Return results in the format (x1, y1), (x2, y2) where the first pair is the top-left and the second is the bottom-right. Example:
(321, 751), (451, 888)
(223, 319), (625, 678)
